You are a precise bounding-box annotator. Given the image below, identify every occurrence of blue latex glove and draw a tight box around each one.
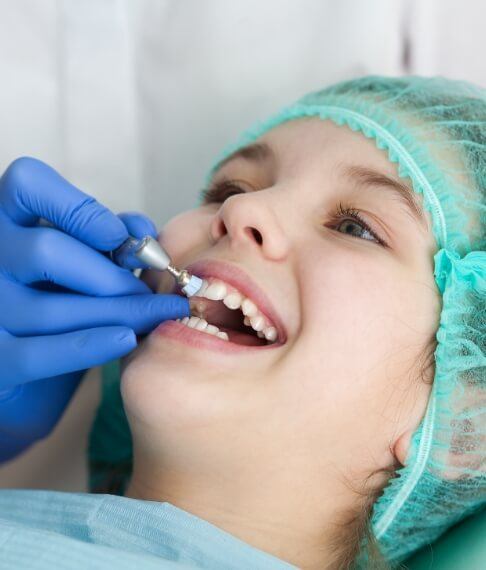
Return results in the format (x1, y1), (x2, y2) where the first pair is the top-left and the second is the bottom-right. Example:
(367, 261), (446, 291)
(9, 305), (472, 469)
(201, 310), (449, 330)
(0, 157), (190, 463)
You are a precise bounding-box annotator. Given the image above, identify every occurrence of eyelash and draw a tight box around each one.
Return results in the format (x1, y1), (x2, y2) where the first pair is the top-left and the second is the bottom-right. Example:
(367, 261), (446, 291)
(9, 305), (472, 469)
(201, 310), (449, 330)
(201, 179), (387, 247)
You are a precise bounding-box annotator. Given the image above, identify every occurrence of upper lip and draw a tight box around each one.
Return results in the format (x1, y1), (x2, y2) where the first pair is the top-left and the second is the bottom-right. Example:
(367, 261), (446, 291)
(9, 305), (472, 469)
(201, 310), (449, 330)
(174, 258), (288, 345)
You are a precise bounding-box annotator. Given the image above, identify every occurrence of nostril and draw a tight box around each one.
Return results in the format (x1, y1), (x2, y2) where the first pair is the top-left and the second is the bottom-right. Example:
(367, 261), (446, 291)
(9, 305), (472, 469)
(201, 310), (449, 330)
(248, 227), (263, 245)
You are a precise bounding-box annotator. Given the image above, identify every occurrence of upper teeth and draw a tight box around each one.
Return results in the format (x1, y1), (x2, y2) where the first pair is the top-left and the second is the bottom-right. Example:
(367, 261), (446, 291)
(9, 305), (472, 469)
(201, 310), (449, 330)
(181, 278), (278, 343)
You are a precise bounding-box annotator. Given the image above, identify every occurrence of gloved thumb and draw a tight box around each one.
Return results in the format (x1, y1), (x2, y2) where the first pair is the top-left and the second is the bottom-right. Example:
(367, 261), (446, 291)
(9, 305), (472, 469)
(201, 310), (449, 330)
(95, 293), (191, 335)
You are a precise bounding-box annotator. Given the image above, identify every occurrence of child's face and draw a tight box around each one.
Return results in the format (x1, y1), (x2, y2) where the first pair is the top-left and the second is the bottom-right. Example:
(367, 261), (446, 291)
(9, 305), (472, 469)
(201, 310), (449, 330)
(122, 117), (441, 499)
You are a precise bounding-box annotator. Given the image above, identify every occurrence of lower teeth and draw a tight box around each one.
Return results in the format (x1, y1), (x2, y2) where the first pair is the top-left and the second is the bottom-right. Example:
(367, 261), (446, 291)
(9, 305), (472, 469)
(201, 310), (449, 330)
(177, 317), (229, 341)
(176, 316), (272, 345)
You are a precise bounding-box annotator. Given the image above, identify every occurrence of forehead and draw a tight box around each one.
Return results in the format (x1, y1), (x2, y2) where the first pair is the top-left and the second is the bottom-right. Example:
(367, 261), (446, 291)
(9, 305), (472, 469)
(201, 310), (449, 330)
(258, 116), (400, 179)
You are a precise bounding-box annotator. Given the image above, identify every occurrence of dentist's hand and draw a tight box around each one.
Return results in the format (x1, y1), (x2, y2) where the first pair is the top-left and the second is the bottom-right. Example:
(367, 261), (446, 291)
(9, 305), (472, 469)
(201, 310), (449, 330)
(0, 157), (190, 461)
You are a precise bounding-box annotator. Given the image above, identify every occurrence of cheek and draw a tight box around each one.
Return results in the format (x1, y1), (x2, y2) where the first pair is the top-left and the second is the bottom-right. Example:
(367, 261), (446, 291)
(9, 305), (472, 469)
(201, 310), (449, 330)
(306, 251), (437, 346)
(290, 252), (438, 404)
(302, 253), (393, 344)
(275, 256), (438, 462)
(159, 209), (208, 259)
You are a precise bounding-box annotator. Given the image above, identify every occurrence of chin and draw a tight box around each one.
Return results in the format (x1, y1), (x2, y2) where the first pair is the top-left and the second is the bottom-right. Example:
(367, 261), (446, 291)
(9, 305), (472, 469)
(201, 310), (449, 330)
(120, 354), (186, 430)
(120, 343), (216, 430)
(120, 336), (261, 437)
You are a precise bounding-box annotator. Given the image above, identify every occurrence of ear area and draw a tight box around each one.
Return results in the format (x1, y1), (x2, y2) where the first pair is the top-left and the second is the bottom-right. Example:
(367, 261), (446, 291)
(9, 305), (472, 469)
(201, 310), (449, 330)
(392, 429), (415, 467)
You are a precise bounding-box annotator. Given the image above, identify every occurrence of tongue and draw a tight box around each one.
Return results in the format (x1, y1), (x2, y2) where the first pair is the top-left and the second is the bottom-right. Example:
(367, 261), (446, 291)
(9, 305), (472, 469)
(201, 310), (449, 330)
(218, 326), (267, 346)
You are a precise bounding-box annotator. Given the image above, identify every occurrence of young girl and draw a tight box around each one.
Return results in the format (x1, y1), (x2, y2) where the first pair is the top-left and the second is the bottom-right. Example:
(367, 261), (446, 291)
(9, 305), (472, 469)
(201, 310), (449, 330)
(93, 75), (485, 569)
(4, 75), (486, 570)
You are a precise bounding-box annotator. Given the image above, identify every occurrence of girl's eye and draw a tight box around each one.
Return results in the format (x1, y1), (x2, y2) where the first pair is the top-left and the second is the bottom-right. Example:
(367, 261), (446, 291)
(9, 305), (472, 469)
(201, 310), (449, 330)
(330, 202), (386, 247)
(201, 181), (387, 247)
(201, 179), (248, 203)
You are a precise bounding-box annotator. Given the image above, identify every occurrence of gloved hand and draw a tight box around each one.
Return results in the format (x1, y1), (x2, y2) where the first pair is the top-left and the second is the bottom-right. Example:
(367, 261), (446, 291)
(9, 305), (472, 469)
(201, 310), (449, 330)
(0, 157), (190, 462)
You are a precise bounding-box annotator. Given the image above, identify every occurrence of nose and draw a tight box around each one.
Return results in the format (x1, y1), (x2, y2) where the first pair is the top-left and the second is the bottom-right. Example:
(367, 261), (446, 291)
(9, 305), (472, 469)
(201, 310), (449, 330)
(208, 192), (289, 260)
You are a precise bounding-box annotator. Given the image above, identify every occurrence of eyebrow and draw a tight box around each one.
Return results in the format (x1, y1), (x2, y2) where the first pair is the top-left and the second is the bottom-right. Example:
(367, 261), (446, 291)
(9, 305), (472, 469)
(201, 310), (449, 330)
(212, 142), (426, 229)
(214, 142), (274, 171)
(340, 164), (427, 229)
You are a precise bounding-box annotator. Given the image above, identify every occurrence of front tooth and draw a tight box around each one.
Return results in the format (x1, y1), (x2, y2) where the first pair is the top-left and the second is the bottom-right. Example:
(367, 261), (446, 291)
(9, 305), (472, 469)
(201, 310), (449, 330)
(241, 298), (258, 317)
(223, 291), (243, 310)
(195, 318), (209, 331)
(250, 315), (265, 331)
(204, 280), (227, 300)
(205, 324), (220, 335)
(187, 316), (201, 329)
(216, 331), (229, 341)
(263, 326), (277, 342)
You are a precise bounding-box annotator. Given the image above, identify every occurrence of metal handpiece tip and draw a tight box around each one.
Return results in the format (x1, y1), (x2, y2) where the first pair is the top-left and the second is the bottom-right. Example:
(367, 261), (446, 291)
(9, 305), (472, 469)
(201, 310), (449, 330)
(182, 275), (203, 297)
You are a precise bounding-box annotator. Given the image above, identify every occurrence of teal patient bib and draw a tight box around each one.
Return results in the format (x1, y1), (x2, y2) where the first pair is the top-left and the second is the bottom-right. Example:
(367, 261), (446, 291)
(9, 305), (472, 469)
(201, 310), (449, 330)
(0, 489), (296, 569)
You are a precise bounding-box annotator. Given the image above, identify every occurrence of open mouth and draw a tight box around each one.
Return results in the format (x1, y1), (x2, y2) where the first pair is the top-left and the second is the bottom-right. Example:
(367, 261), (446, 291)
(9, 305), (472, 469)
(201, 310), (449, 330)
(175, 277), (283, 347)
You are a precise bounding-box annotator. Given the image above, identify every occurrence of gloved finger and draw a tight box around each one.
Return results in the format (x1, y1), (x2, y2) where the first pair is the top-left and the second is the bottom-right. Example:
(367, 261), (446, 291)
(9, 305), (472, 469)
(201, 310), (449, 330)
(0, 326), (137, 390)
(0, 157), (128, 250)
(115, 212), (161, 289)
(0, 210), (150, 296)
(0, 279), (190, 336)
(117, 211), (158, 239)
(97, 210), (159, 267)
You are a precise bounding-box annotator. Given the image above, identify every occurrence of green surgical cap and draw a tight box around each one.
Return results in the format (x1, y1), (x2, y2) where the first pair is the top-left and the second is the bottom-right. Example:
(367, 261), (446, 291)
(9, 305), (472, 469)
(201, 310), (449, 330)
(89, 75), (485, 568)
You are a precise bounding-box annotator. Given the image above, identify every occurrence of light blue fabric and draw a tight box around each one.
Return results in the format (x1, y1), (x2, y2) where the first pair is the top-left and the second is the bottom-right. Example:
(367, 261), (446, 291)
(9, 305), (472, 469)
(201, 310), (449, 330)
(0, 489), (297, 570)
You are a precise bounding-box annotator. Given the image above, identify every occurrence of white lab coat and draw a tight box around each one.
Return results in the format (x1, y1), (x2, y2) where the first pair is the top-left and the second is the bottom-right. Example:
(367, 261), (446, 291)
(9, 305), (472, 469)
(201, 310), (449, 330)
(0, 0), (483, 491)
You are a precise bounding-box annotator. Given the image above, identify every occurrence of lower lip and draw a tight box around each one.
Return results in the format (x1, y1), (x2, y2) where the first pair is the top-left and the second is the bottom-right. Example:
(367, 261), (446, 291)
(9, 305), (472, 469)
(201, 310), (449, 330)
(152, 320), (281, 354)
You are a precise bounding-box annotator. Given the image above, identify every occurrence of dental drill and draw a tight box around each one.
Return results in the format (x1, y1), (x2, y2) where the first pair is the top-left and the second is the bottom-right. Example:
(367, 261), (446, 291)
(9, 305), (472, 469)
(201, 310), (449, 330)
(111, 235), (203, 297)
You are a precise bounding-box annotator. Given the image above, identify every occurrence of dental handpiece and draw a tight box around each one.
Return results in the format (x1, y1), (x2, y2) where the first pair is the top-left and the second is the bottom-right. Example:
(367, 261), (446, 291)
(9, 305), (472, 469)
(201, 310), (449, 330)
(111, 235), (203, 297)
